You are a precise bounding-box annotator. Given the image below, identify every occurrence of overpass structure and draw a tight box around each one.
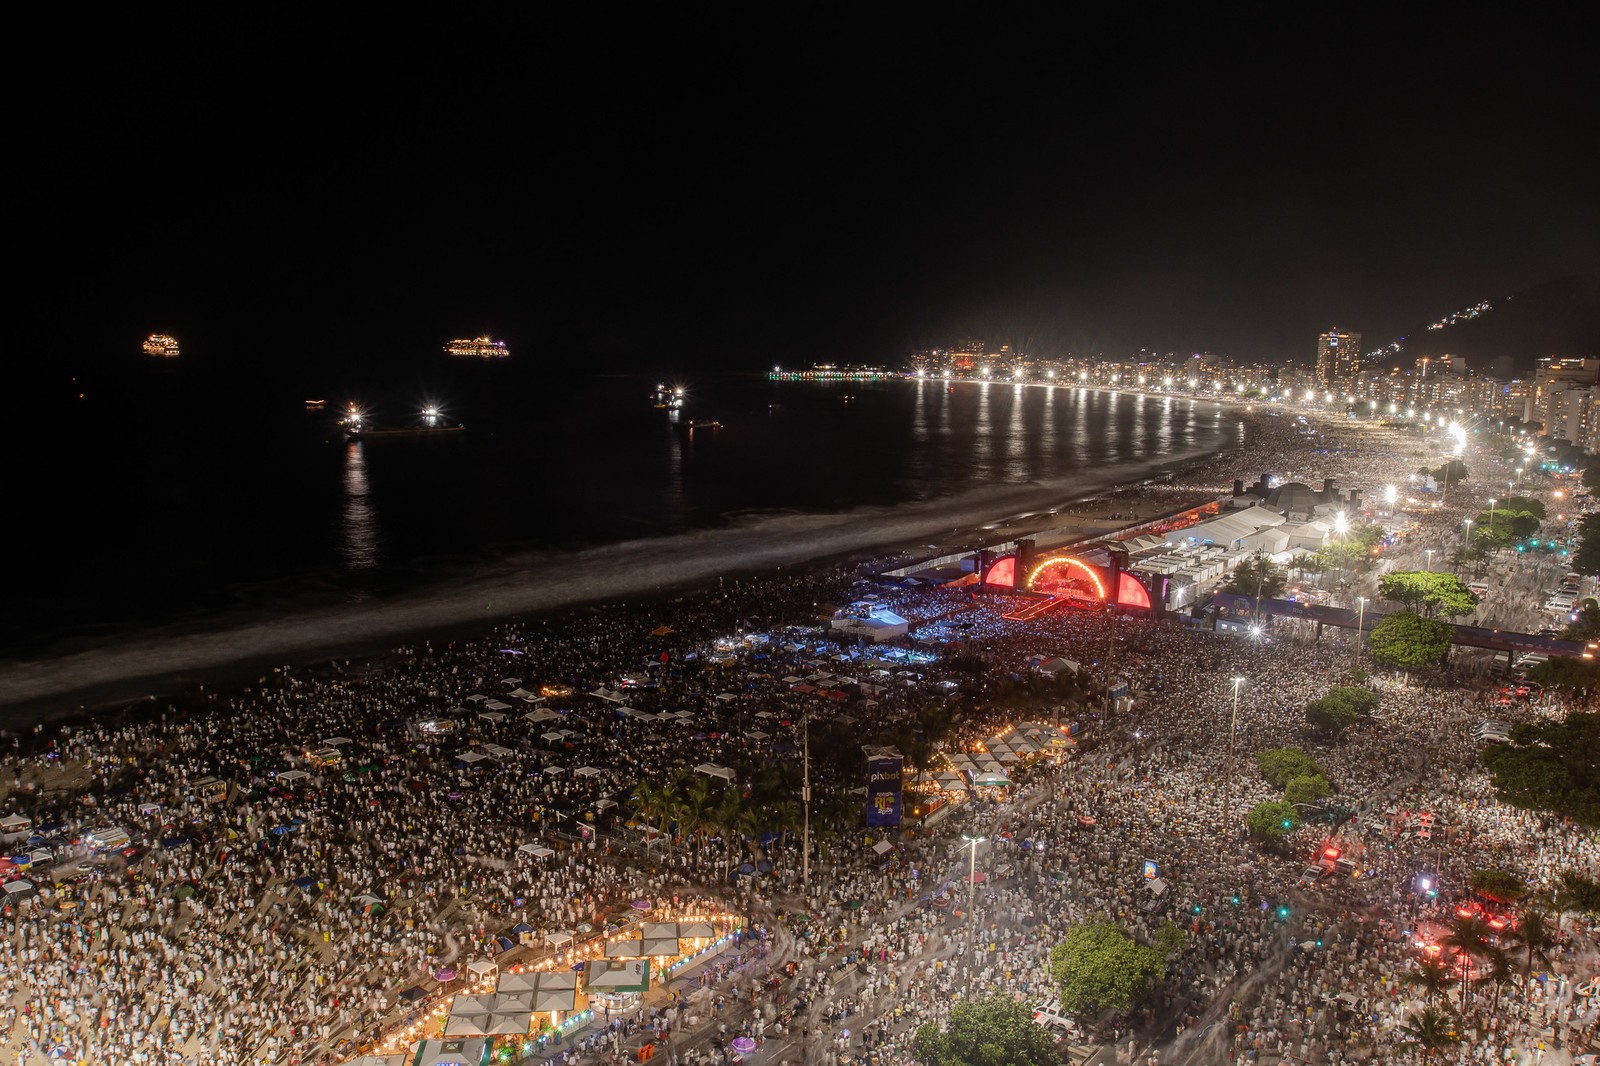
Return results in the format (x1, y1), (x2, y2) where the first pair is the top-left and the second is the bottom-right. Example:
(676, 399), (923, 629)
(1211, 592), (1595, 663)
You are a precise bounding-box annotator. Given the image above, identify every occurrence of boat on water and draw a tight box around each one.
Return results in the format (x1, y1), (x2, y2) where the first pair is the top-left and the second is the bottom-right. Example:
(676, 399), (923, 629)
(142, 334), (180, 358)
(653, 383), (685, 409)
(677, 419), (721, 430)
(338, 403), (464, 441)
(444, 336), (510, 358)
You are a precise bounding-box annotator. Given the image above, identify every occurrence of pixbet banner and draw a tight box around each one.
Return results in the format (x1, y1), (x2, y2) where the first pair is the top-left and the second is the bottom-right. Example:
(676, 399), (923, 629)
(866, 755), (903, 827)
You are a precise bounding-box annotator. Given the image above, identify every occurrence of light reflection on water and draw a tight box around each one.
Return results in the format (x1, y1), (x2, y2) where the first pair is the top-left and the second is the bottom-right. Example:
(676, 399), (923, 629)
(341, 443), (381, 571)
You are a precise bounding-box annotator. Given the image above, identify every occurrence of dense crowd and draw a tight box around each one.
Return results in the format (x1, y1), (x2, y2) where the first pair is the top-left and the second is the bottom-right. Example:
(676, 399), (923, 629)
(0, 410), (1595, 1066)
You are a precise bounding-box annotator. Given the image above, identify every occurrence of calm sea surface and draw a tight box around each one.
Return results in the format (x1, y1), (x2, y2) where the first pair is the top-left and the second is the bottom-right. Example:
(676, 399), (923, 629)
(15, 369), (1237, 654)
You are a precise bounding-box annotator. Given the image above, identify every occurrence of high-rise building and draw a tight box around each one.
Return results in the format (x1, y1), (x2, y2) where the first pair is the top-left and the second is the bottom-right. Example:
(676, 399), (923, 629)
(1526, 358), (1599, 440)
(1315, 329), (1362, 391)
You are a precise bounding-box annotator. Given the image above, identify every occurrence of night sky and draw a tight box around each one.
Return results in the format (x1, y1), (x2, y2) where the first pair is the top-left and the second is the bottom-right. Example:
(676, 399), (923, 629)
(19, 15), (1598, 378)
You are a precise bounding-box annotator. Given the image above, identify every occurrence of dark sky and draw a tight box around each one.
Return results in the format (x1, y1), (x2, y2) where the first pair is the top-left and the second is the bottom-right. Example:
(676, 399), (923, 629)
(20, 14), (1599, 375)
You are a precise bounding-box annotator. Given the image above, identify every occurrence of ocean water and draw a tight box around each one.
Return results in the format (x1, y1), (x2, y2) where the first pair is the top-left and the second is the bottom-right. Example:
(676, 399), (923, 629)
(12, 368), (1237, 663)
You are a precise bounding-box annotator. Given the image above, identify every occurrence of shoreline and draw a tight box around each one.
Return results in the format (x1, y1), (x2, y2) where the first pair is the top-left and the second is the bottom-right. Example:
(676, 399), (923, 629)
(0, 440), (1232, 722)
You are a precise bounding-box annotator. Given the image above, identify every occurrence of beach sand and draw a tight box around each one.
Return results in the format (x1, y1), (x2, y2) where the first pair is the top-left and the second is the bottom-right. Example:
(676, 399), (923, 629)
(0, 399), (1299, 721)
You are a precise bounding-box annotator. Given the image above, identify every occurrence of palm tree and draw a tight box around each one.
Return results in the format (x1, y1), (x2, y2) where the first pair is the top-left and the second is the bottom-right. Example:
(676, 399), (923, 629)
(1482, 947), (1514, 1014)
(1396, 1007), (1459, 1061)
(1439, 915), (1494, 1010)
(1510, 909), (1557, 977)
(1401, 957), (1456, 1009)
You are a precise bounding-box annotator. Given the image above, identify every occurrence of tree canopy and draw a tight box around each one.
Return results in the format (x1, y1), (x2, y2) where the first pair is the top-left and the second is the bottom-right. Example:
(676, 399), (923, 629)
(1247, 800), (1302, 840)
(911, 995), (1061, 1066)
(1377, 571), (1480, 618)
(1304, 686), (1379, 737)
(1284, 774), (1332, 806)
(1223, 556), (1286, 603)
(1367, 611), (1453, 673)
(1573, 513), (1600, 577)
(1481, 713), (1600, 827)
(1256, 747), (1323, 788)
(1048, 918), (1177, 1016)
(1467, 869), (1526, 903)
(1526, 655), (1600, 693)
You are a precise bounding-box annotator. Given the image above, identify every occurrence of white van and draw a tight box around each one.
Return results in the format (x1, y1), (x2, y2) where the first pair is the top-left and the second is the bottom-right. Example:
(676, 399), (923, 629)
(82, 826), (131, 853)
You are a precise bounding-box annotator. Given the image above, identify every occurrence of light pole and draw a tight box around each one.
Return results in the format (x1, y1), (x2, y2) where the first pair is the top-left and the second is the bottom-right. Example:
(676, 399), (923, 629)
(1353, 596), (1366, 674)
(1488, 498), (1497, 538)
(1423, 549), (1434, 572)
(1222, 677), (1245, 848)
(1462, 518), (1473, 544)
(801, 709), (811, 889)
(962, 834), (985, 997)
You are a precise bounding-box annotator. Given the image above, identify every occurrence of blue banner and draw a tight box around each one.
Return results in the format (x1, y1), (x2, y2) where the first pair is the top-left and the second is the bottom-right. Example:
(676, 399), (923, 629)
(866, 756), (903, 827)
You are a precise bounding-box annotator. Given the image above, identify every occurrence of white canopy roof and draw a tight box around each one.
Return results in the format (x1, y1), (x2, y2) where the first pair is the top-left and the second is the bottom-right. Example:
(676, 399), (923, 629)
(457, 751), (488, 764)
(484, 700), (512, 712)
(481, 743), (514, 758)
(574, 766), (604, 777)
(693, 763), (735, 782)
(479, 711), (507, 723)
(518, 843), (555, 858)
(277, 770), (309, 782)
(527, 708), (561, 723)
(443, 993), (532, 1036)
(545, 930), (573, 946)
(323, 736), (352, 746)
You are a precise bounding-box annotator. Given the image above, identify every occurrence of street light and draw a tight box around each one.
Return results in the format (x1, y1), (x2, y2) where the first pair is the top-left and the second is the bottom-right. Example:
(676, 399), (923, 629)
(1353, 596), (1366, 674)
(962, 834), (986, 997)
(1424, 549), (1434, 571)
(1462, 518), (1473, 543)
(1488, 498), (1497, 536)
(1223, 677), (1246, 847)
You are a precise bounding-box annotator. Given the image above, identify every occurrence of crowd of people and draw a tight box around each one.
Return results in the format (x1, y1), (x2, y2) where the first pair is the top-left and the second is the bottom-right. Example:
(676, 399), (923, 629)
(0, 409), (1594, 1066)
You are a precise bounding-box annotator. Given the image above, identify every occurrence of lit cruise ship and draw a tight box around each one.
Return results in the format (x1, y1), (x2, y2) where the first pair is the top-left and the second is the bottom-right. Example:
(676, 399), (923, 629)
(142, 334), (180, 357)
(444, 336), (510, 358)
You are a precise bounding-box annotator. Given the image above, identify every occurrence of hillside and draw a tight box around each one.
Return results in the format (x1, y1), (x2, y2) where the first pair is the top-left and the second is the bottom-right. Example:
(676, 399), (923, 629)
(1392, 273), (1599, 376)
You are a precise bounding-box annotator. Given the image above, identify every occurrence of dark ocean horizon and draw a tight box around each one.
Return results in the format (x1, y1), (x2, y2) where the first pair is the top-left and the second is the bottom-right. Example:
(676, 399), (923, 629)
(15, 362), (1239, 664)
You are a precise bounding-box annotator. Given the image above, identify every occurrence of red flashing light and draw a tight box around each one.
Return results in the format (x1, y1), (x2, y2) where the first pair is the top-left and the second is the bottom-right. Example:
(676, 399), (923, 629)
(1322, 846), (1341, 861)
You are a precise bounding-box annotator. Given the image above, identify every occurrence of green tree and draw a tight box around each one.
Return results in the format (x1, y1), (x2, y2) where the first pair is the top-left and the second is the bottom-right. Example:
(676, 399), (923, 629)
(1555, 871), (1600, 922)
(1526, 656), (1600, 694)
(1284, 774), (1331, 806)
(1560, 603), (1600, 641)
(1400, 957), (1456, 1008)
(1507, 909), (1556, 975)
(1304, 686), (1379, 737)
(1396, 1006), (1460, 1060)
(1048, 918), (1172, 1016)
(1377, 571), (1480, 618)
(1255, 748), (1322, 789)
(1246, 800), (1301, 841)
(1481, 713), (1600, 826)
(1584, 461), (1600, 493)
(1367, 611), (1453, 679)
(1466, 869), (1525, 904)
(911, 995), (1061, 1066)
(1223, 555), (1287, 603)
(1440, 914), (1494, 1010)
(1575, 513), (1600, 577)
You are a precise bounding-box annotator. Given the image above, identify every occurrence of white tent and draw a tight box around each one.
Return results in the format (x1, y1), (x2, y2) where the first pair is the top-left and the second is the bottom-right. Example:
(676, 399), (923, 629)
(482, 743), (515, 759)
(484, 700), (512, 712)
(543, 765), (565, 775)
(498, 970), (577, 1011)
(500, 678), (522, 686)
(457, 751), (488, 765)
(323, 736), (353, 747)
(584, 959), (650, 990)
(518, 843), (555, 859)
(574, 766), (604, 777)
(542, 731), (565, 743)
(277, 770), (309, 783)
(466, 693), (489, 703)
(639, 922), (681, 955)
(678, 921), (715, 939)
(508, 688), (535, 699)
(340, 1056), (406, 1066)
(479, 711), (507, 724)
(693, 763), (735, 782)
(545, 930), (573, 947)
(443, 993), (532, 1036)
(605, 938), (643, 957)
(466, 958), (499, 985)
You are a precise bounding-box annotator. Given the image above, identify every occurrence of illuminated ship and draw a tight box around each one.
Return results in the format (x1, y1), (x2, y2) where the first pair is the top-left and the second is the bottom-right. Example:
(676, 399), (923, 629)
(444, 336), (510, 358)
(142, 334), (180, 358)
(653, 383), (685, 409)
